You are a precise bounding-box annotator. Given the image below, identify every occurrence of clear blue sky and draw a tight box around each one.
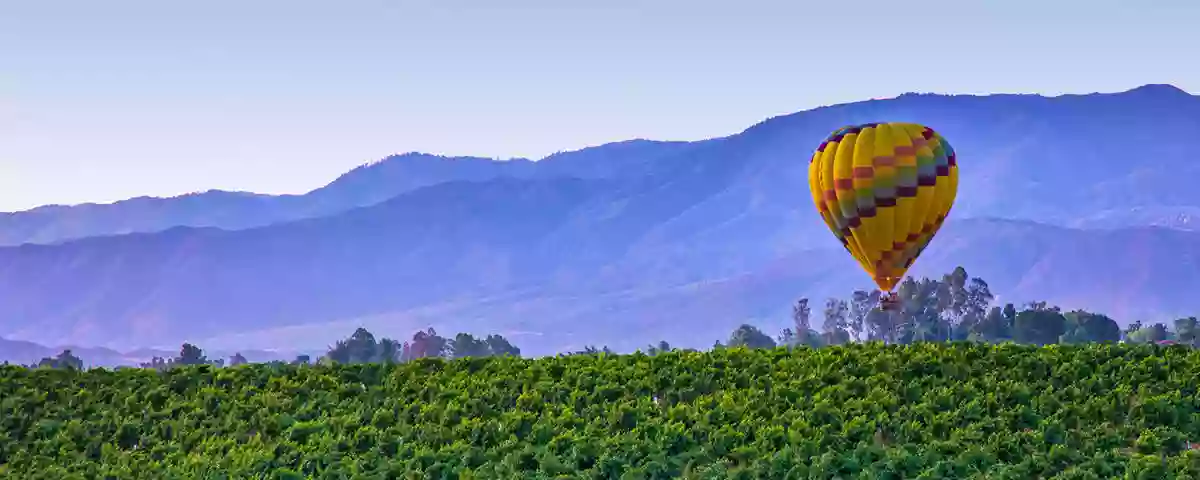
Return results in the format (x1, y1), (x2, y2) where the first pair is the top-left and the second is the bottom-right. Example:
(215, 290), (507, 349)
(2, 0), (1197, 212)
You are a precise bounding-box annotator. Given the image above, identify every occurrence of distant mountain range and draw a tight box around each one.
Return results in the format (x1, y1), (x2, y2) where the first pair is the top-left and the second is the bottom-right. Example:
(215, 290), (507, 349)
(2, 84), (1198, 356)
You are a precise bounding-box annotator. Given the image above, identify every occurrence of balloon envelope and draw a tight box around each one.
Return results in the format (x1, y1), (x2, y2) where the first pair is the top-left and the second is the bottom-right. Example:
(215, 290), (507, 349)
(808, 122), (958, 291)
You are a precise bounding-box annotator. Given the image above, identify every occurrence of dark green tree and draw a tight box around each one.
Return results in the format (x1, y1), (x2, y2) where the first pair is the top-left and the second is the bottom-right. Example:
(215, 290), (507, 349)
(1013, 307), (1066, 345)
(177, 343), (208, 365)
(848, 290), (873, 342)
(970, 306), (1011, 343)
(1174, 317), (1199, 347)
(1060, 311), (1121, 344)
(897, 278), (944, 343)
(1002, 303), (1018, 326)
(484, 334), (521, 357)
(727, 324), (777, 349)
(450, 333), (491, 358)
(402, 328), (449, 361)
(229, 352), (248, 366)
(326, 327), (406, 364)
(34, 349), (83, 370)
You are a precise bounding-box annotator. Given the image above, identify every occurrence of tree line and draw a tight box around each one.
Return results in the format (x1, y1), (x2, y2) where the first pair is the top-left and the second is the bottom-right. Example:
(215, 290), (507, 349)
(20, 327), (523, 371)
(709, 266), (1199, 351)
(20, 265), (1200, 370)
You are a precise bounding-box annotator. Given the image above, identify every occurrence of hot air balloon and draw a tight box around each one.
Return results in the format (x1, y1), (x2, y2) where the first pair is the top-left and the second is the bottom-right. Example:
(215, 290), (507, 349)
(808, 122), (958, 310)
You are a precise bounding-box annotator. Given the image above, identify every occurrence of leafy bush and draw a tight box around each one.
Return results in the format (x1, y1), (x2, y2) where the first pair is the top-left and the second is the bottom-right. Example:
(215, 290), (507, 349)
(3, 343), (1200, 478)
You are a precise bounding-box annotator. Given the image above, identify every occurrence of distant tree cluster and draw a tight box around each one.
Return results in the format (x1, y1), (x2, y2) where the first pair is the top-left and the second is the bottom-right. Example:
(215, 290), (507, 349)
(714, 266), (1200, 351)
(28, 349), (83, 370)
(137, 343), (225, 371)
(323, 327), (521, 364)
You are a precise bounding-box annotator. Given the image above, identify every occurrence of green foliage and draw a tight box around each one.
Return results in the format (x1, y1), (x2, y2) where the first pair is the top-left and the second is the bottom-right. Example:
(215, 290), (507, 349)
(4, 344), (1200, 478)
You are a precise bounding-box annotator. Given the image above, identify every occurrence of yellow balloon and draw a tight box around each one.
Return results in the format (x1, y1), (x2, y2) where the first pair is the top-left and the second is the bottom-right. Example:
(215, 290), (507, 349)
(808, 122), (958, 292)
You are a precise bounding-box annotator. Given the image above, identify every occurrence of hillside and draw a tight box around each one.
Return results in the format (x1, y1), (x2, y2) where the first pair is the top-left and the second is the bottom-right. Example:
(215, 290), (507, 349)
(2, 85), (1200, 352)
(4, 345), (1200, 478)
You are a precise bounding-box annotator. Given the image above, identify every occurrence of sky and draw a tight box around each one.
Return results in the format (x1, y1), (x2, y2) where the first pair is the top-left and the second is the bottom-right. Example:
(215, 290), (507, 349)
(1, 0), (1197, 212)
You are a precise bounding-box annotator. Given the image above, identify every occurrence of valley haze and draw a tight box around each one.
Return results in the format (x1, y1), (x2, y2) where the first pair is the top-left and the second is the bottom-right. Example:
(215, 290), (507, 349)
(2, 85), (1199, 362)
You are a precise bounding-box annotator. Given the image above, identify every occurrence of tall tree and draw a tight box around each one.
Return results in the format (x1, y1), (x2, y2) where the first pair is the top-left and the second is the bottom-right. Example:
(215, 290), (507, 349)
(792, 299), (812, 346)
(957, 278), (994, 339)
(177, 343), (208, 365)
(229, 352), (248, 366)
(848, 290), (873, 342)
(937, 267), (970, 333)
(327, 328), (379, 364)
(822, 298), (851, 345)
(897, 278), (944, 343)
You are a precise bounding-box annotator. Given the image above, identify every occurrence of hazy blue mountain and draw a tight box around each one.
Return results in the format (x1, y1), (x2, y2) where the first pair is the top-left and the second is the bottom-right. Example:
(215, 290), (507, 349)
(1, 85), (1198, 353)
(0, 140), (692, 246)
(5, 84), (1198, 249)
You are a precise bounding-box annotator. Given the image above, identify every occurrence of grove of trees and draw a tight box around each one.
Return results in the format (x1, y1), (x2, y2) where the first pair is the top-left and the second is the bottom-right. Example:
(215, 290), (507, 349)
(712, 267), (1199, 353)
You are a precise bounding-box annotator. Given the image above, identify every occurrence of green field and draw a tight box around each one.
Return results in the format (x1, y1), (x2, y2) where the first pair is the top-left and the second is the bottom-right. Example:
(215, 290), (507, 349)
(3, 343), (1200, 479)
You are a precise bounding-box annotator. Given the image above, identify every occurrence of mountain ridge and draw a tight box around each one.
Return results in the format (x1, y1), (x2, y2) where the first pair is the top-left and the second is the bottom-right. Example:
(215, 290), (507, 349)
(2, 84), (1199, 353)
(5, 84), (1195, 247)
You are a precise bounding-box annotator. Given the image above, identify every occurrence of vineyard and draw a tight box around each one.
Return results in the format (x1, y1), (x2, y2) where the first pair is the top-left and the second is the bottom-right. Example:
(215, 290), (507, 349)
(3, 343), (1200, 479)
